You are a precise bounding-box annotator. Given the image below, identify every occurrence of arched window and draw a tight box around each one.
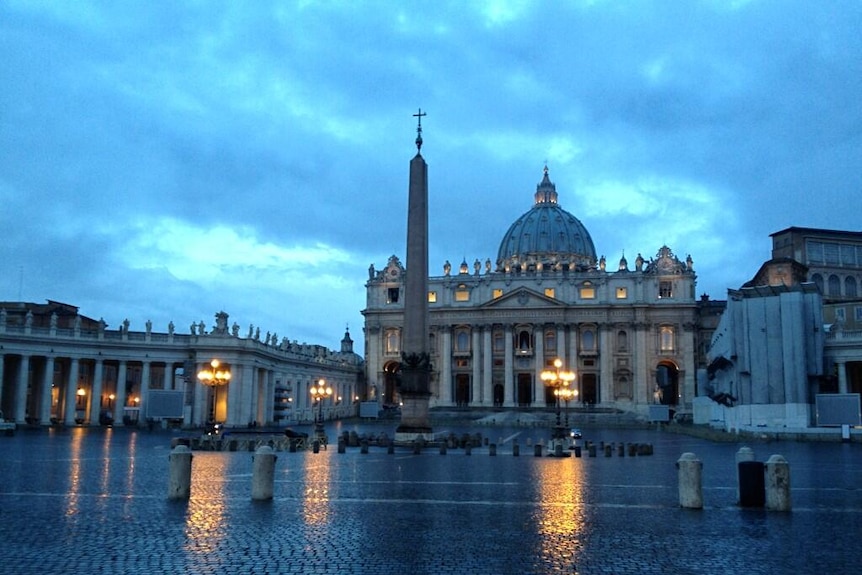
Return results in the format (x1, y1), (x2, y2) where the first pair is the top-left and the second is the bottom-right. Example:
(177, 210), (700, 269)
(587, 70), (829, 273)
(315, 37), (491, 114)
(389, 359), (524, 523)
(660, 326), (674, 352)
(828, 275), (841, 296)
(617, 330), (628, 352)
(517, 330), (532, 351)
(581, 330), (595, 351)
(545, 330), (556, 352)
(845, 276), (858, 298)
(385, 329), (400, 354)
(493, 331), (504, 352)
(456, 330), (470, 352)
(811, 273), (824, 293)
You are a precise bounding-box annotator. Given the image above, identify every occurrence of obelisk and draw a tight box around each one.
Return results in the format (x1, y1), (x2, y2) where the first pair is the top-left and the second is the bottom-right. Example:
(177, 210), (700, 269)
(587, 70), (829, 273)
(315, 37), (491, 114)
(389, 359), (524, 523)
(396, 109), (433, 439)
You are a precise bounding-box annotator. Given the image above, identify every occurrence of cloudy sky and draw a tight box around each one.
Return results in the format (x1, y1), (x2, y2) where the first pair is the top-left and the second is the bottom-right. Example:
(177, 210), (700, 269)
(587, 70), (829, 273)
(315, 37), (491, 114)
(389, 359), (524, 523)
(1, 1), (860, 351)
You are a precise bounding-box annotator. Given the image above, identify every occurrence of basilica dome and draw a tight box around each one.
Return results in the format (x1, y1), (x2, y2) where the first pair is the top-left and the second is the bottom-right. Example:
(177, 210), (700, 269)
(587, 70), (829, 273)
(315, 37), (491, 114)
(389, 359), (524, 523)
(496, 167), (597, 273)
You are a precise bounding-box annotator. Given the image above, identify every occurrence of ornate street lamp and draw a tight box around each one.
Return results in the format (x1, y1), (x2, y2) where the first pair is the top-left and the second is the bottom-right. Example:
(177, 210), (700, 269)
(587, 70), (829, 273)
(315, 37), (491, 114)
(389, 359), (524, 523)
(555, 386), (578, 428)
(541, 358), (575, 439)
(309, 378), (333, 443)
(198, 359), (231, 428)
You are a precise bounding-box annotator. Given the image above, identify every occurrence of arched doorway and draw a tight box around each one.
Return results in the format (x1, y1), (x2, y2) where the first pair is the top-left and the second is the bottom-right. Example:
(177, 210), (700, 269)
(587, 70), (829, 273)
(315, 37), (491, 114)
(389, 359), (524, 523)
(493, 384), (504, 406)
(655, 361), (679, 405)
(581, 373), (598, 406)
(455, 374), (470, 406)
(383, 361), (399, 407)
(517, 373), (532, 407)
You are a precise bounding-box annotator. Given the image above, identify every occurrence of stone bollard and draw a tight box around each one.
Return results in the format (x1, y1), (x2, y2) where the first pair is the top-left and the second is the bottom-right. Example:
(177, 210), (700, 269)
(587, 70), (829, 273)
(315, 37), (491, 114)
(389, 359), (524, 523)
(440, 443), (447, 455)
(534, 443), (543, 457)
(574, 445), (582, 457)
(337, 438), (346, 454)
(604, 444), (612, 457)
(735, 447), (756, 504)
(312, 439), (320, 454)
(513, 442), (520, 457)
(168, 445), (193, 500)
(489, 443), (497, 456)
(676, 452), (703, 509)
(628, 443), (637, 457)
(360, 440), (369, 454)
(588, 444), (597, 457)
(465, 443), (472, 456)
(554, 442), (563, 457)
(618, 443), (625, 457)
(251, 445), (277, 501)
(765, 454), (792, 512)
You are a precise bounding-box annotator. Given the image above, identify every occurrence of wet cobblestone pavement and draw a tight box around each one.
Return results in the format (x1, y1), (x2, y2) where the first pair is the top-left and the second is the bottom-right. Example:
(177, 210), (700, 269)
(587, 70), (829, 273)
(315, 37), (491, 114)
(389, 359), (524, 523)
(0, 424), (860, 574)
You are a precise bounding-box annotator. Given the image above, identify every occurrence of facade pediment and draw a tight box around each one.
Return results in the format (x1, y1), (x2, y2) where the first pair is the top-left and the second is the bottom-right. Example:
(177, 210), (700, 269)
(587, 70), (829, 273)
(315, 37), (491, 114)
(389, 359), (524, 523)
(479, 287), (564, 309)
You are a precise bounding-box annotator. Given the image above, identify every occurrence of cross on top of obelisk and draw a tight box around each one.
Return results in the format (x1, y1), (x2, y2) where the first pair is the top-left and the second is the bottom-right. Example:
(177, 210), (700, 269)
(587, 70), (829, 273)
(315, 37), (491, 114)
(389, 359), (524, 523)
(413, 108), (426, 151)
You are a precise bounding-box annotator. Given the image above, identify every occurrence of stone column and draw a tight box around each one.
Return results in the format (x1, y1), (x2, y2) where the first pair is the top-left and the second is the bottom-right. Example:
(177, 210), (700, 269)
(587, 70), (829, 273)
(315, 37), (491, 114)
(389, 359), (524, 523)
(0, 353), (5, 409)
(440, 328), (452, 406)
(89, 359), (104, 425)
(504, 324), (514, 407)
(482, 326), (493, 406)
(837, 361), (848, 394)
(556, 324), (567, 366)
(534, 326), (545, 406)
(15, 355), (30, 424)
(138, 361), (151, 426)
(114, 361), (128, 425)
(471, 327), (482, 405)
(64, 357), (79, 424)
(39, 356), (55, 424)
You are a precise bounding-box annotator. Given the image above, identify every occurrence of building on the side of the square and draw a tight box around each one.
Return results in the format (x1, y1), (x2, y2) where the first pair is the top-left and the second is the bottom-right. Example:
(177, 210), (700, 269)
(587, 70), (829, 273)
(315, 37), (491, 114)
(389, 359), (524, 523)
(364, 166), (723, 420)
(0, 303), (363, 428)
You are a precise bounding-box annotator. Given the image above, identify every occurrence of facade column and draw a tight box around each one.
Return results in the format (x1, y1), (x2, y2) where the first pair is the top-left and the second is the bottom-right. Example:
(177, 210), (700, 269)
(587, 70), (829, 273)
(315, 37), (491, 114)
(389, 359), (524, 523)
(114, 361), (128, 425)
(138, 360), (151, 426)
(15, 355), (30, 424)
(556, 325), (567, 367)
(89, 359), (104, 425)
(0, 353), (4, 409)
(569, 326), (579, 401)
(40, 356), (55, 424)
(64, 357), (79, 424)
(439, 327), (452, 407)
(471, 326), (482, 405)
(504, 324), (514, 407)
(482, 326), (493, 406)
(534, 325), (545, 406)
(837, 361), (848, 394)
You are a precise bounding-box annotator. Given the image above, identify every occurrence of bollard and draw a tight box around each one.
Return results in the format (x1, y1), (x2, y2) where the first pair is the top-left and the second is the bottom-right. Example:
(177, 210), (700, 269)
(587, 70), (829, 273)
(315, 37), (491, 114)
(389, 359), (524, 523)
(765, 454), (792, 512)
(513, 442), (519, 457)
(554, 442), (563, 457)
(735, 447), (756, 504)
(574, 445), (582, 457)
(312, 439), (320, 454)
(167, 445), (193, 500)
(440, 443), (447, 455)
(489, 443), (497, 456)
(360, 440), (369, 454)
(534, 443), (543, 457)
(676, 452), (703, 509)
(337, 438), (346, 454)
(588, 444), (597, 457)
(251, 445), (277, 501)
(604, 444), (612, 457)
(618, 443), (625, 457)
(465, 443), (472, 456)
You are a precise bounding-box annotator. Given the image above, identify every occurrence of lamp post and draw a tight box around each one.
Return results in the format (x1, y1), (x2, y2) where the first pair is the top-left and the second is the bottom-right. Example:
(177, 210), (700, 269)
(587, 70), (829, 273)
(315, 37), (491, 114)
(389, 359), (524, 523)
(197, 359), (231, 430)
(555, 386), (577, 428)
(541, 358), (575, 440)
(309, 378), (333, 443)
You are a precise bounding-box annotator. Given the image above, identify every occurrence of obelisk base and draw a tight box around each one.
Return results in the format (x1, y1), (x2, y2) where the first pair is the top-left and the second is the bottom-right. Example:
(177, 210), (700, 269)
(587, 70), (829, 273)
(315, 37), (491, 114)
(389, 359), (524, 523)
(395, 392), (433, 438)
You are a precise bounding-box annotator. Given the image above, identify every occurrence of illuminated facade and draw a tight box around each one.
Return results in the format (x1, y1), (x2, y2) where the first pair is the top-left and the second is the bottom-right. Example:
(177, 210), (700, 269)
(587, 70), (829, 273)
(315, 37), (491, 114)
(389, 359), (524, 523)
(364, 168), (715, 418)
(0, 303), (363, 428)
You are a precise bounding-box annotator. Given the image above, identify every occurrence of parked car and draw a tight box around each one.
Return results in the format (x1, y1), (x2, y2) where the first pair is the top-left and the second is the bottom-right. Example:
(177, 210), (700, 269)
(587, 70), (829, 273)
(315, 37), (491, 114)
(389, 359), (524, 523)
(569, 428), (582, 439)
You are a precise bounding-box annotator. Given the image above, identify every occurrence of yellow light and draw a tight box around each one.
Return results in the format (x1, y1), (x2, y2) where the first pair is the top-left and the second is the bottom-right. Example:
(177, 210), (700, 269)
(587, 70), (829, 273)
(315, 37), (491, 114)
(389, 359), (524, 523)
(76, 388), (86, 397)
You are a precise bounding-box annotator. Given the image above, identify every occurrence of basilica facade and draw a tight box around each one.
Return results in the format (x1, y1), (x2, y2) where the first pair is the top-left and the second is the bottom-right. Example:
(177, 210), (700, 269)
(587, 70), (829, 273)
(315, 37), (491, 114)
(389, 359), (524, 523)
(364, 168), (714, 418)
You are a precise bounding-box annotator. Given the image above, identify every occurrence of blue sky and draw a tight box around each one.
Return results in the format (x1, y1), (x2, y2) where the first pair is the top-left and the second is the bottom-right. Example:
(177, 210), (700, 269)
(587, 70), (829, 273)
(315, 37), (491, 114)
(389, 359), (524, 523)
(1, 1), (860, 351)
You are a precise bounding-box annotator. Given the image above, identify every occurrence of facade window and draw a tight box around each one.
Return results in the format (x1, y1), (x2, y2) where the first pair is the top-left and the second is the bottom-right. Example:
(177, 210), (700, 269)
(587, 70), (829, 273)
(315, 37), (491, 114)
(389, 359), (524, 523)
(493, 331), (504, 352)
(455, 285), (470, 302)
(580, 282), (595, 299)
(517, 330), (532, 353)
(387, 288), (399, 304)
(616, 287), (627, 299)
(455, 330), (470, 352)
(581, 330), (596, 351)
(811, 273), (824, 293)
(845, 277), (857, 298)
(828, 274), (841, 296)
(617, 330), (628, 351)
(660, 326), (674, 352)
(659, 281), (673, 299)
(428, 291), (437, 303)
(544, 288), (555, 298)
(385, 330), (400, 354)
(545, 330), (556, 352)
(855, 306), (862, 322)
(493, 289), (503, 299)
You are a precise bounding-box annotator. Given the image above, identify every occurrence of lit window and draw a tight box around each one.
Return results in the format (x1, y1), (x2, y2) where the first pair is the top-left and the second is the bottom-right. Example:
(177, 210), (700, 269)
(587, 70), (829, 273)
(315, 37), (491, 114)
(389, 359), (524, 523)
(387, 288), (399, 304)
(427, 291), (437, 303)
(455, 285), (470, 301)
(580, 282), (595, 299)
(616, 287), (627, 299)
(659, 281), (673, 299)
(544, 288), (555, 298)
(660, 326), (674, 352)
(385, 330), (400, 354)
(493, 289), (503, 299)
